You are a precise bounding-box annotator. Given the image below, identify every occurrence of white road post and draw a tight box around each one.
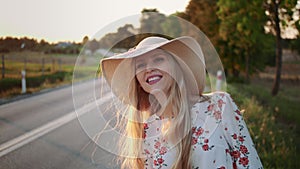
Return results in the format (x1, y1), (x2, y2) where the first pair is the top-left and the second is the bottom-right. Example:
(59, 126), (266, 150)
(216, 70), (222, 91)
(21, 70), (26, 94)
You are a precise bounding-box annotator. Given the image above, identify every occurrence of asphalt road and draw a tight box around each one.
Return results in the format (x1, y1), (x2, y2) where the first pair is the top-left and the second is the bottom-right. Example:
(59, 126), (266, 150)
(0, 79), (120, 169)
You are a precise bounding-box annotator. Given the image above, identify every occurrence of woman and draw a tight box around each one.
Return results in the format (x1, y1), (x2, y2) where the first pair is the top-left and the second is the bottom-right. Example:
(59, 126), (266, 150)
(100, 36), (263, 169)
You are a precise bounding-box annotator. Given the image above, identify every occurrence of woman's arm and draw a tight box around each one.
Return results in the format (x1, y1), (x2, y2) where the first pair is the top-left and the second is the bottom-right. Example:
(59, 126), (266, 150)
(221, 93), (263, 169)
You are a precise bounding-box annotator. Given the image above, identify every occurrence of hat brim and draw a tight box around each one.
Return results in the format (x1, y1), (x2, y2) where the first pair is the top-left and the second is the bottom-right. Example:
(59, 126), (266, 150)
(100, 36), (206, 105)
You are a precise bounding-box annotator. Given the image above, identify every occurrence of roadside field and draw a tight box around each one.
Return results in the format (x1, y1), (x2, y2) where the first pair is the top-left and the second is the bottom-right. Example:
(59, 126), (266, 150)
(0, 51), (100, 99)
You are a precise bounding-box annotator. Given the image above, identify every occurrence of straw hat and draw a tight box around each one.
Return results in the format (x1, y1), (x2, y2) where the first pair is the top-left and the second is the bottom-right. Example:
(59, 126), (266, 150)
(100, 36), (206, 105)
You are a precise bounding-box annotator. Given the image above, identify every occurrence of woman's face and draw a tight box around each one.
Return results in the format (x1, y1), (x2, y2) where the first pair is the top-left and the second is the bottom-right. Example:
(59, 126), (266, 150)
(135, 49), (175, 96)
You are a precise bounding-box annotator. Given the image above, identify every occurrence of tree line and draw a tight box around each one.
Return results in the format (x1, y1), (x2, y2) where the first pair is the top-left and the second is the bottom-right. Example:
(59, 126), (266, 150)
(0, 37), (81, 54)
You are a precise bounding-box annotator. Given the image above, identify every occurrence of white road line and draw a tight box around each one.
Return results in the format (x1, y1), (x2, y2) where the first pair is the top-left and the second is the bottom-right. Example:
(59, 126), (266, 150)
(0, 93), (112, 157)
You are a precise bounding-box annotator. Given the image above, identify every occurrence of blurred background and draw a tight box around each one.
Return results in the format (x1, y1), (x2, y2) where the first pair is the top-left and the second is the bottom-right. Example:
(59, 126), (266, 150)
(0, 0), (299, 168)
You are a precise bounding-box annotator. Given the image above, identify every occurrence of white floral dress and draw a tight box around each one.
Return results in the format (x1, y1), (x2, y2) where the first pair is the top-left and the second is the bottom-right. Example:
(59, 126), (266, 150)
(142, 92), (263, 169)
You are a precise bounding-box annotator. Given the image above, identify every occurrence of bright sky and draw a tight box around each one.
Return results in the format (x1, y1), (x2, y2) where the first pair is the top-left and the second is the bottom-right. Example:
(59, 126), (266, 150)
(0, 0), (190, 43)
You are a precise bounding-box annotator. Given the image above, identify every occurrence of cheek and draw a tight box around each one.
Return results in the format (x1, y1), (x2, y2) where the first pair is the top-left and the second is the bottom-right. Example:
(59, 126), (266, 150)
(160, 66), (174, 79)
(136, 73), (144, 84)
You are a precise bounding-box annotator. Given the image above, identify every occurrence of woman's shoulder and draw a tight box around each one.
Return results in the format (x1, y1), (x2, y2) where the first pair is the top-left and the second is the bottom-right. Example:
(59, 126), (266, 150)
(191, 91), (237, 124)
(202, 91), (231, 98)
(190, 92), (230, 138)
(195, 91), (232, 107)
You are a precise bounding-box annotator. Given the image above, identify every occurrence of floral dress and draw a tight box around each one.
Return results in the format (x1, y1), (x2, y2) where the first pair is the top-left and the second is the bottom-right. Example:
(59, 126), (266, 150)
(142, 92), (263, 169)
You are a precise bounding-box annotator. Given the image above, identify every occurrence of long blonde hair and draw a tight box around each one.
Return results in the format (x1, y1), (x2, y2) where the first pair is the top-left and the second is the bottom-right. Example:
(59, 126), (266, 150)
(118, 50), (200, 169)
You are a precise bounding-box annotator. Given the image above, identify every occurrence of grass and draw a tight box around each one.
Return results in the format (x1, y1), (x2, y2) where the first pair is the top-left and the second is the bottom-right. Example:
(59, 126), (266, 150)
(0, 51), (101, 99)
(228, 81), (299, 169)
(0, 52), (74, 99)
(0, 71), (73, 98)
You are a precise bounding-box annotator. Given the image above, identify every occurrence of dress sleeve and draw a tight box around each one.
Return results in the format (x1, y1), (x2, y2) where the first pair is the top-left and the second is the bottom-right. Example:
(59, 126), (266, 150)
(221, 93), (263, 169)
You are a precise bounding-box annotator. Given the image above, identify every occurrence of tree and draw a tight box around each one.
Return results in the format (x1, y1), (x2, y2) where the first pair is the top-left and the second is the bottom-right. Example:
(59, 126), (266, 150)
(184, 0), (220, 46)
(140, 8), (166, 34)
(86, 39), (99, 53)
(160, 14), (183, 38)
(264, 0), (299, 96)
(82, 36), (89, 45)
(98, 24), (137, 49)
(217, 0), (270, 81)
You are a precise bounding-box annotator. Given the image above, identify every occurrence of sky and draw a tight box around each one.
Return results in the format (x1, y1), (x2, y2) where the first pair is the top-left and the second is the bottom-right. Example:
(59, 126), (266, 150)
(0, 0), (190, 43)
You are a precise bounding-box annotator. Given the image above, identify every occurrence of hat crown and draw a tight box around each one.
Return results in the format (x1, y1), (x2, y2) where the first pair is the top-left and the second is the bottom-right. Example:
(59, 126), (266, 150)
(136, 36), (168, 49)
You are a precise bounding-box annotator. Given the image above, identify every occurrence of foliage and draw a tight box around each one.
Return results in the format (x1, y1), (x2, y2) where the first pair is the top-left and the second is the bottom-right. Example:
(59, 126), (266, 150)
(228, 83), (298, 168)
(140, 9), (166, 33)
(97, 9), (185, 51)
(0, 36), (81, 55)
(160, 14), (183, 38)
(184, 0), (220, 46)
(264, 0), (299, 39)
(97, 24), (136, 49)
(263, 0), (299, 95)
(217, 0), (272, 80)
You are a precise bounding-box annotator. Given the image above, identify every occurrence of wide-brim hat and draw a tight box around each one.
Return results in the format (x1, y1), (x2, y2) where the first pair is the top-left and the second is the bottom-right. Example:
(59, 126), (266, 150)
(100, 36), (206, 105)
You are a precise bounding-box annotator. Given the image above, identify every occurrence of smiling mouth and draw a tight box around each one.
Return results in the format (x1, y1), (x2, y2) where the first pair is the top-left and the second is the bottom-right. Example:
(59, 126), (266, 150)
(146, 75), (162, 85)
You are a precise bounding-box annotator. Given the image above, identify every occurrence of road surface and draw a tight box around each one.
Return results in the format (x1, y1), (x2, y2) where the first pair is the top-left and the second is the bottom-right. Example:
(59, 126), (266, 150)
(0, 79), (120, 169)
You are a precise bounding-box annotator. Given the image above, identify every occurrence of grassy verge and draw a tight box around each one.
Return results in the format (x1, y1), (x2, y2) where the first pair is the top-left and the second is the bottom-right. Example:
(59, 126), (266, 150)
(0, 71), (73, 98)
(228, 83), (298, 169)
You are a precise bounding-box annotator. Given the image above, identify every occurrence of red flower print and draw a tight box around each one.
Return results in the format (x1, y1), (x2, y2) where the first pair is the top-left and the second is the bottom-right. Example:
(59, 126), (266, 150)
(202, 144), (209, 151)
(233, 162), (237, 169)
(154, 160), (158, 166)
(213, 110), (222, 120)
(239, 136), (245, 143)
(231, 150), (241, 159)
(159, 146), (167, 155)
(157, 158), (164, 164)
(204, 138), (209, 143)
(240, 145), (248, 154)
(192, 137), (198, 145)
(154, 141), (161, 149)
(207, 104), (214, 111)
(143, 123), (148, 139)
(218, 99), (225, 108)
(195, 127), (204, 136)
(192, 126), (196, 133)
(144, 149), (150, 154)
(143, 123), (148, 129)
(235, 109), (241, 115)
(235, 116), (239, 121)
(218, 166), (226, 169)
(232, 133), (237, 139)
(239, 157), (249, 166)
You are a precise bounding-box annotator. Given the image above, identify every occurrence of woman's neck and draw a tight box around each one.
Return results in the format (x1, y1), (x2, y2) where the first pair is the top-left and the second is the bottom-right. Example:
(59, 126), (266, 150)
(157, 102), (174, 119)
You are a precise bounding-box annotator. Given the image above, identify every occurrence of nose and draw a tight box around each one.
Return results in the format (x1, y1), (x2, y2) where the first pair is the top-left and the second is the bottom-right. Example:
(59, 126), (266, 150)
(145, 61), (157, 73)
(145, 66), (154, 73)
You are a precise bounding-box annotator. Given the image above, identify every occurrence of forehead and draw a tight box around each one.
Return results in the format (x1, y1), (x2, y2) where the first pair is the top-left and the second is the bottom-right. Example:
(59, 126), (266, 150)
(135, 49), (171, 62)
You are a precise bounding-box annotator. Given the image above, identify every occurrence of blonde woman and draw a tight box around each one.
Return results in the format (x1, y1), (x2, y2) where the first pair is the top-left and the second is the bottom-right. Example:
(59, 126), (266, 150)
(100, 36), (263, 169)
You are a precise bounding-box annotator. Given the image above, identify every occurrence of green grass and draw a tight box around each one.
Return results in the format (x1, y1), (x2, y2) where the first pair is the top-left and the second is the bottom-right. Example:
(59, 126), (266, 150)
(230, 82), (300, 125)
(228, 82), (299, 169)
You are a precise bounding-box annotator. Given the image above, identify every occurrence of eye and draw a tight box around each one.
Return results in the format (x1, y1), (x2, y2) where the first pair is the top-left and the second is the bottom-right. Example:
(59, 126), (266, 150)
(136, 62), (146, 70)
(153, 57), (165, 63)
